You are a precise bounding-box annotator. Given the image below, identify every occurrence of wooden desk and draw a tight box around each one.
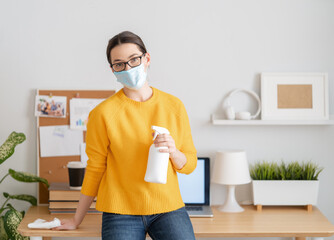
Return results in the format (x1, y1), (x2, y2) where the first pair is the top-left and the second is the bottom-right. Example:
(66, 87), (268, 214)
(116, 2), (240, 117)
(18, 205), (334, 240)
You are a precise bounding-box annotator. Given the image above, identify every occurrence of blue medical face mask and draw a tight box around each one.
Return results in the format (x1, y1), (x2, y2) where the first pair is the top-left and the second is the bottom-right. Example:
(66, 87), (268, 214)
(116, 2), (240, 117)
(113, 64), (147, 90)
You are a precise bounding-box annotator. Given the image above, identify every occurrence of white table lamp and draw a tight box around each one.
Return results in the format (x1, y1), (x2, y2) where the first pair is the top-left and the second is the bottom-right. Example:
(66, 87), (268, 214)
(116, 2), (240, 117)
(211, 150), (251, 212)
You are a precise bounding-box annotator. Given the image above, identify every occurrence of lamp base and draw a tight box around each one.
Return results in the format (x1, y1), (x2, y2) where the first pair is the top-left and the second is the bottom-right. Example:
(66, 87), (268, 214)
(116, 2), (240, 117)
(218, 185), (244, 213)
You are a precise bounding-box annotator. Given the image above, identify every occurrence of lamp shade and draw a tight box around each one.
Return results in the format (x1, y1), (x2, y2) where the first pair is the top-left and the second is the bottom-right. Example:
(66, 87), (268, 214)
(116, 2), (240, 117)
(211, 150), (251, 185)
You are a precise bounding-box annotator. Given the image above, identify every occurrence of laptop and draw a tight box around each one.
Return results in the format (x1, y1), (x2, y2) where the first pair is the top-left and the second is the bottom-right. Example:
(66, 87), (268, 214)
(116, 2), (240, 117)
(177, 157), (213, 217)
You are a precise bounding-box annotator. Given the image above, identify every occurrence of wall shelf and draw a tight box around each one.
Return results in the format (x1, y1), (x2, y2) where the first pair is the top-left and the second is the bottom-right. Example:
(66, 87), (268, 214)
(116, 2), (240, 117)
(211, 114), (334, 126)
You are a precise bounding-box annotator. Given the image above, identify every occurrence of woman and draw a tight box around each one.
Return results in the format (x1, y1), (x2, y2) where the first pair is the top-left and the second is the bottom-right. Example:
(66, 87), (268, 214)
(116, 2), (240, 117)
(54, 31), (197, 240)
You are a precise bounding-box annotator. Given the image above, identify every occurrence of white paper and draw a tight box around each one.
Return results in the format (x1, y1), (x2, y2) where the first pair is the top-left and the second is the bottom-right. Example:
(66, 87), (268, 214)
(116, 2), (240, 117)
(70, 98), (105, 130)
(39, 125), (83, 157)
(80, 143), (88, 166)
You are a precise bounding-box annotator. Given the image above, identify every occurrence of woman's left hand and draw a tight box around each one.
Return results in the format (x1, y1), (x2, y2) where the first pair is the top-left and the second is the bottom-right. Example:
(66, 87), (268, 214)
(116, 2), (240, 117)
(153, 133), (177, 158)
(153, 133), (187, 169)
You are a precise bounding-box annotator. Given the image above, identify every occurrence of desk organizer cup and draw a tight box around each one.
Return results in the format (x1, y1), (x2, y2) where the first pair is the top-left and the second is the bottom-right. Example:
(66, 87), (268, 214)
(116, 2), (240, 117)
(67, 161), (86, 190)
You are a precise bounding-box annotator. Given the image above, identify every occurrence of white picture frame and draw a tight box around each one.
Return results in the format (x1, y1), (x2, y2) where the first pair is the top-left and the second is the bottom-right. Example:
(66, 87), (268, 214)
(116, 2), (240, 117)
(261, 73), (329, 120)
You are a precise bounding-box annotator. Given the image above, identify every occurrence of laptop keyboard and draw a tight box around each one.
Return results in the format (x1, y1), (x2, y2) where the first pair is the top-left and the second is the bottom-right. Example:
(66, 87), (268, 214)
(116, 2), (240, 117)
(185, 206), (203, 211)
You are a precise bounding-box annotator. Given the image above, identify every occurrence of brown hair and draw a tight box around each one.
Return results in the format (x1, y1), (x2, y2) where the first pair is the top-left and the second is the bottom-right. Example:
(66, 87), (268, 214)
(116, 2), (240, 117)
(106, 31), (147, 65)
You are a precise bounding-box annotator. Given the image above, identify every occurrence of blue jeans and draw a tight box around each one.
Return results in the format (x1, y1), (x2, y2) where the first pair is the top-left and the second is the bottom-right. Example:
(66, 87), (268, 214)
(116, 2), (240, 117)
(102, 207), (195, 240)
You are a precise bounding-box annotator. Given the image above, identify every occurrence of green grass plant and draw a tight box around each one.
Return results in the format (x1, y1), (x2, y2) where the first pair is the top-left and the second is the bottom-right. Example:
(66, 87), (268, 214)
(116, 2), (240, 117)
(250, 160), (323, 181)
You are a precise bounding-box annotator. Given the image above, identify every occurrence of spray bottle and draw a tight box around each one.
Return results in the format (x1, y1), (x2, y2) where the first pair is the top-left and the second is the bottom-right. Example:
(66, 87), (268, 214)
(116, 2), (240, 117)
(144, 126), (170, 184)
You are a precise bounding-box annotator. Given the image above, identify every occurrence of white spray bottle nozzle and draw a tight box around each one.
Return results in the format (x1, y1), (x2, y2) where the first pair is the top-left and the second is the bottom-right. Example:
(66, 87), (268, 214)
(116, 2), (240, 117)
(152, 126), (170, 140)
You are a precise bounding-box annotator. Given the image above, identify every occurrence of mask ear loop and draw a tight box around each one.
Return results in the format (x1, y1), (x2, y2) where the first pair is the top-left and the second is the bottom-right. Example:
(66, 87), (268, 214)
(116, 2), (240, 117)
(142, 52), (150, 83)
(145, 65), (150, 84)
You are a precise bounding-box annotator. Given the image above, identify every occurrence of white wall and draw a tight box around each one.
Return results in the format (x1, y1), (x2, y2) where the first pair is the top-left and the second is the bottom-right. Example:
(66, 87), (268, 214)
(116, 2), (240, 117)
(1, 0), (333, 239)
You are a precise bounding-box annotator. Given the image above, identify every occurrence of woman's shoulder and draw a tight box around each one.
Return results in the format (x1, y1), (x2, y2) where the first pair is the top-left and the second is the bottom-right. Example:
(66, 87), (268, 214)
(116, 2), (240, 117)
(154, 88), (184, 106)
(154, 88), (186, 115)
(89, 90), (124, 116)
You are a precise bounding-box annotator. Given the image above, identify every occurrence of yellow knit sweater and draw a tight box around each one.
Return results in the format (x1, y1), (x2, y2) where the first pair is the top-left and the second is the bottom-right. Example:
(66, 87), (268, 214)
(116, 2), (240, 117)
(81, 87), (197, 215)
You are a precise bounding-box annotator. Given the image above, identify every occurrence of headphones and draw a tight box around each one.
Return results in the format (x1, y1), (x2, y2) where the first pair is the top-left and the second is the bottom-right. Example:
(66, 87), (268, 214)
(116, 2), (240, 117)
(224, 88), (261, 120)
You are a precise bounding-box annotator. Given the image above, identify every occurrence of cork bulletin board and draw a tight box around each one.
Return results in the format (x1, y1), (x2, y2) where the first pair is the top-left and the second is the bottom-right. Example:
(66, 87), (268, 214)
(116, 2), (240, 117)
(37, 90), (115, 204)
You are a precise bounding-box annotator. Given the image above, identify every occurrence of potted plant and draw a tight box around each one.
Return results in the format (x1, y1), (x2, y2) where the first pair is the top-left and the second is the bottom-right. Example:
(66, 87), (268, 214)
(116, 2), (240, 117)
(0, 131), (49, 240)
(250, 161), (323, 209)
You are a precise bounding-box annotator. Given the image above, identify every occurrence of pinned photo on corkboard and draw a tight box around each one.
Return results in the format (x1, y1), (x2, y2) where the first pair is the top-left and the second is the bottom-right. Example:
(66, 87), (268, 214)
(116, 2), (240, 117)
(261, 73), (329, 120)
(35, 95), (67, 118)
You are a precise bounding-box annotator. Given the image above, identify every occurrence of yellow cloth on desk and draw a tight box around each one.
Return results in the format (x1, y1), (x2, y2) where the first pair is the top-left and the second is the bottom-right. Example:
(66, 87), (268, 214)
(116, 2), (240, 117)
(81, 87), (197, 215)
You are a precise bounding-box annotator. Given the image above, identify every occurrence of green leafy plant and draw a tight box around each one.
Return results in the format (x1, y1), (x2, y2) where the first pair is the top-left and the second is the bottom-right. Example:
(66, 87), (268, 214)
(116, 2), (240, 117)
(250, 160), (323, 181)
(0, 132), (49, 240)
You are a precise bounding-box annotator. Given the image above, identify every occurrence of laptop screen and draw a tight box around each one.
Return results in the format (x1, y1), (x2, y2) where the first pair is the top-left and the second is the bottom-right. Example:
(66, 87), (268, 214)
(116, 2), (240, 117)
(177, 157), (210, 205)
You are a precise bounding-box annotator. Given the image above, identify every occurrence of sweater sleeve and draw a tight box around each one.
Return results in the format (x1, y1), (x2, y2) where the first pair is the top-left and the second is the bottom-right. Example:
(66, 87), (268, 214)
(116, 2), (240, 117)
(81, 107), (109, 197)
(174, 102), (197, 174)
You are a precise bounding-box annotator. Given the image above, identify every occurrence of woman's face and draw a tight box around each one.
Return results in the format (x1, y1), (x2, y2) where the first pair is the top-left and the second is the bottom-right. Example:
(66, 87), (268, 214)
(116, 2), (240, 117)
(110, 43), (150, 73)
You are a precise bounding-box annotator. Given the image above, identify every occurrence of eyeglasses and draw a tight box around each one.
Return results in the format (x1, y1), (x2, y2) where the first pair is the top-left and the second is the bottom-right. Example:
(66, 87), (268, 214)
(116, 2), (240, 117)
(111, 53), (145, 72)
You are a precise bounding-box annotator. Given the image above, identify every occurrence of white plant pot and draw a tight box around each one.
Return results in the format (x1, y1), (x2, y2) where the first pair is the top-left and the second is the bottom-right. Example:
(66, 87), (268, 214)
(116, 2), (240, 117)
(252, 180), (319, 206)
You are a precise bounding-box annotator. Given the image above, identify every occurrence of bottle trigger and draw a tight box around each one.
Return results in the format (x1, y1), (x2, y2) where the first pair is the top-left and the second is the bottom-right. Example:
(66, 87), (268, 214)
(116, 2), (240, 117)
(153, 131), (159, 140)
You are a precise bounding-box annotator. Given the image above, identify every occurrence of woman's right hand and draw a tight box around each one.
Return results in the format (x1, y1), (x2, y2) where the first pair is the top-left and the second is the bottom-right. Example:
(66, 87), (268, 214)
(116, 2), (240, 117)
(52, 218), (78, 230)
(52, 193), (95, 230)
